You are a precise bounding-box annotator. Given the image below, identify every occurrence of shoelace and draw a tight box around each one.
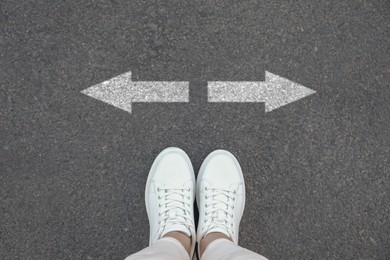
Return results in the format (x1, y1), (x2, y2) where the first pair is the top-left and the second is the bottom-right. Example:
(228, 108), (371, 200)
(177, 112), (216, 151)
(157, 187), (193, 235)
(202, 186), (236, 237)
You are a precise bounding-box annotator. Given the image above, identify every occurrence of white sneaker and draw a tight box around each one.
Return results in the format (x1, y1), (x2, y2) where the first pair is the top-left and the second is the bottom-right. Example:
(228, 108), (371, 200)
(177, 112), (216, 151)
(145, 147), (196, 258)
(196, 150), (246, 247)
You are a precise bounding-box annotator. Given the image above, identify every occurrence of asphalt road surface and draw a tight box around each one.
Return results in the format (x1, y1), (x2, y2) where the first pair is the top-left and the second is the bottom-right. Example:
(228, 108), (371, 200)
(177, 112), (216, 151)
(1, 1), (389, 259)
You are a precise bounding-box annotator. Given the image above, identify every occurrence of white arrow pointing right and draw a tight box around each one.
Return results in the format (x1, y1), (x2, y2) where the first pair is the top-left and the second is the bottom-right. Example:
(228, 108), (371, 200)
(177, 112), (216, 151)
(208, 71), (316, 112)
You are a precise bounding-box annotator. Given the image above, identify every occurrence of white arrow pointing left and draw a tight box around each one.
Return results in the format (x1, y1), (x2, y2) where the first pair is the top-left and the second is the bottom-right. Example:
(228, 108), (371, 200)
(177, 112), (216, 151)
(81, 71), (189, 113)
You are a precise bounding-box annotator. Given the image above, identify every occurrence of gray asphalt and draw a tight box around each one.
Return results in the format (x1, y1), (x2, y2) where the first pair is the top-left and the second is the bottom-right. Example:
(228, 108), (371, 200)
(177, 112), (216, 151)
(1, 1), (389, 259)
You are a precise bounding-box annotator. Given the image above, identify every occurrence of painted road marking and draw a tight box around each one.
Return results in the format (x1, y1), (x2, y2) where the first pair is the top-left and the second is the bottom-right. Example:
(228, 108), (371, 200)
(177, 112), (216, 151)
(81, 71), (189, 113)
(82, 71), (316, 114)
(208, 71), (316, 112)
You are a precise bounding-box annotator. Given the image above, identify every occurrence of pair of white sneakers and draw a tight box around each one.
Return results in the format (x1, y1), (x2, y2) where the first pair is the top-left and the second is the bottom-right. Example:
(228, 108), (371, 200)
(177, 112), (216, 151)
(145, 147), (246, 259)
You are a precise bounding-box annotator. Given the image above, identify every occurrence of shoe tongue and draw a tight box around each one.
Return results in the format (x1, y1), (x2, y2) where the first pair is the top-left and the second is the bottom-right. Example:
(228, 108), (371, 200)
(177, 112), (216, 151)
(160, 188), (192, 238)
(161, 208), (191, 237)
(204, 209), (231, 239)
(203, 191), (232, 239)
(214, 193), (229, 207)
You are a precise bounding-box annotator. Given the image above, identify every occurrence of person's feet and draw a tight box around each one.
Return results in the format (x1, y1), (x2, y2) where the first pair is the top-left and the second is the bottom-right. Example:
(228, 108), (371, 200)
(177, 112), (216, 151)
(145, 147), (196, 258)
(196, 150), (246, 256)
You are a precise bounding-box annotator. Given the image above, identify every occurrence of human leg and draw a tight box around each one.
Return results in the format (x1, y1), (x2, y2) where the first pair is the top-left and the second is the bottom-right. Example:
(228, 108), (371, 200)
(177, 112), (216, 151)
(125, 237), (190, 260)
(201, 237), (268, 260)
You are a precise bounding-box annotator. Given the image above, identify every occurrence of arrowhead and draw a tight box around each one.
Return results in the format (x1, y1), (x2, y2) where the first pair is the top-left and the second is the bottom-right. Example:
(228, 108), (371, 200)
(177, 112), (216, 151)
(264, 71), (316, 112)
(82, 71), (135, 113)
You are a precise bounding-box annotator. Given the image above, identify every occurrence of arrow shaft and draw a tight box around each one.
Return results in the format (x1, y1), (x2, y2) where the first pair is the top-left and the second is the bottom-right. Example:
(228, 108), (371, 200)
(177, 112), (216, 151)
(130, 82), (189, 102)
(208, 81), (267, 102)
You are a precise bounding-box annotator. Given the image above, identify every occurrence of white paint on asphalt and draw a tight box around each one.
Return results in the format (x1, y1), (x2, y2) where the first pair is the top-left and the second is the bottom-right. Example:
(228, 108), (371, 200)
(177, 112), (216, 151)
(208, 71), (316, 112)
(82, 71), (189, 113)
